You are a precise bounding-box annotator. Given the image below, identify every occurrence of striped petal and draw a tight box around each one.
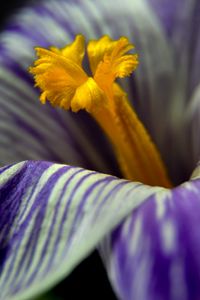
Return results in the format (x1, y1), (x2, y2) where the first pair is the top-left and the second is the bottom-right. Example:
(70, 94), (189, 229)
(174, 0), (200, 182)
(0, 0), (180, 181)
(0, 61), (119, 175)
(2, 0), (200, 185)
(184, 84), (200, 178)
(148, 0), (200, 183)
(0, 160), (162, 300)
(102, 167), (200, 300)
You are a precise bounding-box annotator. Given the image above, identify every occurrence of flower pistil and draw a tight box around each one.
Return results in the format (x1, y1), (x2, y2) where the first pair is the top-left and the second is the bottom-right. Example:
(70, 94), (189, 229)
(29, 34), (172, 188)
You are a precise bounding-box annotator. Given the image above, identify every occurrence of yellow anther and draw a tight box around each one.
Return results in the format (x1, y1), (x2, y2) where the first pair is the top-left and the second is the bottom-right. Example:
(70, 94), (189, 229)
(29, 35), (88, 109)
(29, 35), (172, 188)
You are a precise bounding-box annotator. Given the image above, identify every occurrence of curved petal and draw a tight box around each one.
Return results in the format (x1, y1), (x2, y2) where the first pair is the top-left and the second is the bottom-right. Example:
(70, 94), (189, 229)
(0, 0), (179, 180)
(0, 62), (118, 174)
(102, 170), (200, 300)
(2, 0), (197, 182)
(0, 160), (162, 300)
(149, 0), (200, 183)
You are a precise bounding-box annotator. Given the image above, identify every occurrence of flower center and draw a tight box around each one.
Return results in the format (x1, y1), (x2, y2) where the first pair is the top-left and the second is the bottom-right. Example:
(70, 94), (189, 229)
(29, 34), (172, 188)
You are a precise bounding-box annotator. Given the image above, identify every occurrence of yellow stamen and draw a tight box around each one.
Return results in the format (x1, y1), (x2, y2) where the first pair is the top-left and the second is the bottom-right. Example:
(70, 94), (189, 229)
(29, 34), (172, 188)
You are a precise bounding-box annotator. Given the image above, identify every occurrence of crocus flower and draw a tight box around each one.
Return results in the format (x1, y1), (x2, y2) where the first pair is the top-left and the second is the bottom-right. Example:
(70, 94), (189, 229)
(0, 1), (200, 300)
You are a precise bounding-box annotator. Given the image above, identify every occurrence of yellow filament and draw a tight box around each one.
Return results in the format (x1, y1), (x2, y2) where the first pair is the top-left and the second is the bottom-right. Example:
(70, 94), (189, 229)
(29, 34), (172, 188)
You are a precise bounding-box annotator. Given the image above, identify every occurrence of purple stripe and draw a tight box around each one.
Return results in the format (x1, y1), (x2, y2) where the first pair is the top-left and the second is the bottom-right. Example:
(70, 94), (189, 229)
(11, 199), (49, 295)
(149, 0), (185, 37)
(0, 60), (33, 86)
(0, 162), (32, 244)
(92, 181), (131, 222)
(14, 165), (68, 240)
(15, 163), (57, 228)
(107, 180), (200, 300)
(0, 87), (94, 166)
(44, 167), (85, 271)
(0, 164), (67, 286)
(0, 162), (50, 273)
(0, 69), (115, 172)
(23, 168), (85, 284)
(0, 76), (39, 109)
(0, 164), (16, 175)
(64, 176), (115, 254)
(32, 3), (75, 38)
(2, 19), (53, 50)
(45, 169), (97, 272)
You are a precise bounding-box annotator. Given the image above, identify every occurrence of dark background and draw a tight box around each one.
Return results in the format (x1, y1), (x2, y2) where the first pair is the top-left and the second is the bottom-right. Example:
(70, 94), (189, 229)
(0, 1), (117, 299)
(0, 1), (29, 28)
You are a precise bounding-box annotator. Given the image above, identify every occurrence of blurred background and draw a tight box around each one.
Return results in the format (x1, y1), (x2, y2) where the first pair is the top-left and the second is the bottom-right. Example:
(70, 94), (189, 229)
(0, 1), (28, 29)
(0, 1), (117, 299)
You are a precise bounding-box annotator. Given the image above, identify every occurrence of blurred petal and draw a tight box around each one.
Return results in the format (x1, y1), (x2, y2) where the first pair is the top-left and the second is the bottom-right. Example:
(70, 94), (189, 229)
(148, 0), (185, 36)
(148, 0), (200, 183)
(174, 1), (200, 181)
(186, 84), (200, 174)
(102, 166), (200, 300)
(148, 0), (200, 95)
(0, 62), (119, 174)
(0, 0), (179, 180)
(0, 161), (161, 300)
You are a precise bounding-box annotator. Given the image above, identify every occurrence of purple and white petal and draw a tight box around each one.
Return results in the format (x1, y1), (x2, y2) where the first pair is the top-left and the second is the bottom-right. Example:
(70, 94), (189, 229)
(0, 161), (162, 300)
(148, 0), (185, 37)
(102, 166), (200, 300)
(0, 0), (181, 180)
(0, 61), (119, 175)
(148, 0), (200, 96)
(184, 85), (200, 177)
(148, 0), (200, 183)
